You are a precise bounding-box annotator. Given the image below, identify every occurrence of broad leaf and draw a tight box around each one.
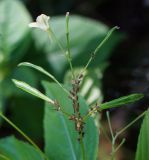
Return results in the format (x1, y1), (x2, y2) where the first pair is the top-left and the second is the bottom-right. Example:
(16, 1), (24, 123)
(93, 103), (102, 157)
(0, 0), (32, 113)
(12, 79), (54, 105)
(100, 94), (143, 110)
(0, 67), (38, 99)
(10, 96), (43, 141)
(0, 136), (44, 160)
(33, 16), (123, 78)
(43, 81), (99, 160)
(135, 110), (149, 160)
(0, 0), (31, 66)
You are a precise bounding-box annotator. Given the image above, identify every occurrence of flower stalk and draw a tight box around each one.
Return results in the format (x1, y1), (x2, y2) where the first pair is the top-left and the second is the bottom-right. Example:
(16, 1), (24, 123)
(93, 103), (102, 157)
(66, 12), (75, 79)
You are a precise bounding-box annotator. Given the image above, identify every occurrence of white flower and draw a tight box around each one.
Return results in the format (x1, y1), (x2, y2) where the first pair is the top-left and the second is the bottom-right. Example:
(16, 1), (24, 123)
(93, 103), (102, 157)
(29, 14), (50, 31)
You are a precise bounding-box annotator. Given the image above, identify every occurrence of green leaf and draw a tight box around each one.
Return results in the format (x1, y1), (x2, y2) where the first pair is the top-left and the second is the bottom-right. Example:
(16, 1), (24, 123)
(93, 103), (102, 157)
(12, 79), (54, 105)
(0, 0), (32, 113)
(100, 94), (144, 110)
(135, 110), (149, 160)
(10, 96), (43, 141)
(0, 136), (44, 160)
(42, 81), (99, 160)
(33, 16), (123, 78)
(0, 67), (38, 99)
(0, 0), (31, 66)
(18, 62), (69, 95)
(18, 62), (56, 80)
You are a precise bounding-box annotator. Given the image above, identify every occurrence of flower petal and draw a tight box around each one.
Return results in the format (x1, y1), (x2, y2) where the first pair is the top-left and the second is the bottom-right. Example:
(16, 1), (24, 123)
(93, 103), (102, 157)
(28, 22), (39, 28)
(36, 14), (50, 30)
(29, 14), (50, 31)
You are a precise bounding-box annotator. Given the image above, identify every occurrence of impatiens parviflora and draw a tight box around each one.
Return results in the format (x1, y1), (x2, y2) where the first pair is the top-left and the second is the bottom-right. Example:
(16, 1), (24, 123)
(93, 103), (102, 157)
(29, 14), (50, 31)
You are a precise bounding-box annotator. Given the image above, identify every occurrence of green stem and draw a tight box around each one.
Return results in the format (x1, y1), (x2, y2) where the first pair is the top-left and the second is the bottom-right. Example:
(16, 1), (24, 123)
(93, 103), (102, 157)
(66, 12), (75, 79)
(83, 103), (98, 121)
(106, 111), (114, 139)
(106, 111), (116, 160)
(61, 108), (71, 117)
(111, 138), (116, 160)
(80, 134), (86, 160)
(116, 110), (146, 138)
(0, 112), (49, 160)
(47, 28), (75, 78)
(100, 123), (111, 142)
(80, 26), (119, 75)
(114, 138), (125, 153)
(110, 110), (146, 160)
(83, 112), (91, 121)
(47, 29), (66, 56)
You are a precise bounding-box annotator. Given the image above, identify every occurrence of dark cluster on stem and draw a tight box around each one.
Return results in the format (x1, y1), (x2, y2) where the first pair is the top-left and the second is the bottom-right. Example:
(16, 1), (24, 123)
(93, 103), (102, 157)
(68, 73), (86, 141)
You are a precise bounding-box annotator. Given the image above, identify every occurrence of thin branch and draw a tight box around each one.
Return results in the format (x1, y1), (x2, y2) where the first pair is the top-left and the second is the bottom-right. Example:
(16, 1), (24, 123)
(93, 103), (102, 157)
(47, 29), (66, 56)
(66, 12), (75, 79)
(115, 110), (146, 138)
(80, 26), (119, 75)
(106, 111), (114, 139)
(100, 123), (111, 143)
(114, 138), (125, 153)
(110, 110), (146, 160)
(47, 26), (75, 78)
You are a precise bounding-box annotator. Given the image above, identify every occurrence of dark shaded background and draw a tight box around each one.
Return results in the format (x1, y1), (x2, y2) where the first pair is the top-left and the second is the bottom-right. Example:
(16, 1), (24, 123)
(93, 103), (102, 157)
(2, 0), (149, 159)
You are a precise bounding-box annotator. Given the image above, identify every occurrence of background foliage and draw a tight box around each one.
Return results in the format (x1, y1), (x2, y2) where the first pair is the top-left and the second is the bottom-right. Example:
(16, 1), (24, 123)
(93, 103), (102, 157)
(0, 0), (148, 159)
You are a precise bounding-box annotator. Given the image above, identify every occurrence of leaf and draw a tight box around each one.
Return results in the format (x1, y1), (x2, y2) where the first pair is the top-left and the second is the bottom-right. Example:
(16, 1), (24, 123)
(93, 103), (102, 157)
(0, 0), (31, 66)
(10, 96), (43, 141)
(100, 94), (144, 110)
(18, 62), (56, 80)
(33, 16), (123, 78)
(12, 79), (54, 105)
(0, 0), (32, 113)
(135, 110), (149, 160)
(18, 62), (69, 95)
(42, 81), (99, 160)
(0, 67), (38, 99)
(0, 136), (44, 160)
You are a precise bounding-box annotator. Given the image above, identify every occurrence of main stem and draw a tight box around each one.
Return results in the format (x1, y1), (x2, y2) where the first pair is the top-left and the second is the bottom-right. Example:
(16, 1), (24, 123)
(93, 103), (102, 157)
(80, 134), (86, 160)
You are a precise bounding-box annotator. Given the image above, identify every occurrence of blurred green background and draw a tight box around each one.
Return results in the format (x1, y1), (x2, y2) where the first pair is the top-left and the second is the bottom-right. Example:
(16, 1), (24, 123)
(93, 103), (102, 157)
(0, 0), (148, 159)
